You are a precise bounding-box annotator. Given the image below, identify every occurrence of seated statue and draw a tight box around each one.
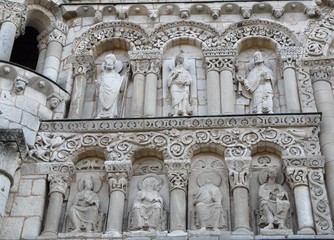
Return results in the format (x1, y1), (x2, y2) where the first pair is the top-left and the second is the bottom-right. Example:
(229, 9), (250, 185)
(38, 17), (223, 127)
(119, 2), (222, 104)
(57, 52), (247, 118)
(67, 174), (100, 233)
(194, 173), (227, 231)
(259, 167), (290, 230)
(130, 175), (165, 231)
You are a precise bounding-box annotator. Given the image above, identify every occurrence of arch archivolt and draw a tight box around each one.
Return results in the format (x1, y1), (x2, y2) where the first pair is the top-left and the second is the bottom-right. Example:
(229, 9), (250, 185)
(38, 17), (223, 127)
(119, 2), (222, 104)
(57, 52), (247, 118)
(26, 4), (56, 32)
(28, 126), (320, 163)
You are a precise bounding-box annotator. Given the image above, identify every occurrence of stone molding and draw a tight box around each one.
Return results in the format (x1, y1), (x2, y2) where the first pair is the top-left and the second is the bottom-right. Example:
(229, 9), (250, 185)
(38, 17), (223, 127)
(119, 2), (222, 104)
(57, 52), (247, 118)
(297, 67), (318, 113)
(0, 0), (27, 37)
(39, 114), (321, 133)
(283, 156), (325, 168)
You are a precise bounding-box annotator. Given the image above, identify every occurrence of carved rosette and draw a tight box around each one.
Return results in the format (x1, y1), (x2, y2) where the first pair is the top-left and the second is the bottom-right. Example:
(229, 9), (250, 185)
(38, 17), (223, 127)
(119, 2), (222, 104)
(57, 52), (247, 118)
(310, 65), (332, 84)
(203, 47), (237, 72)
(48, 163), (74, 195)
(71, 55), (95, 79)
(285, 167), (308, 189)
(105, 160), (132, 193)
(308, 168), (334, 234)
(0, 0), (27, 37)
(226, 157), (251, 190)
(129, 49), (162, 75)
(165, 159), (190, 192)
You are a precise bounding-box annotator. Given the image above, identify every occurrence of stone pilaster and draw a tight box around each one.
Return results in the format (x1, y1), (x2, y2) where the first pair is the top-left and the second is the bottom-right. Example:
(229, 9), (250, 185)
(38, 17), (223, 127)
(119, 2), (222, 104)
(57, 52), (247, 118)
(68, 54), (94, 119)
(165, 159), (190, 236)
(40, 163), (74, 238)
(103, 160), (132, 237)
(203, 47), (237, 115)
(226, 157), (252, 235)
(286, 166), (315, 234)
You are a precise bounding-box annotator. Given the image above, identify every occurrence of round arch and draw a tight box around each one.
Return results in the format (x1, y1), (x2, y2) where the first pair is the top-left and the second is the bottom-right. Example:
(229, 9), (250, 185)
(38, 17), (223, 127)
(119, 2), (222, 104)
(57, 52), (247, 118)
(73, 21), (149, 56)
(26, 4), (56, 33)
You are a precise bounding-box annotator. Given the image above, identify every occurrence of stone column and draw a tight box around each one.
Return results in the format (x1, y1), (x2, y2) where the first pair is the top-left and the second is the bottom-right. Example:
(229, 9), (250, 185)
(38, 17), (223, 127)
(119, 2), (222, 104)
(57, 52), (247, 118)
(41, 22), (68, 82)
(286, 167), (315, 234)
(226, 158), (253, 234)
(0, 142), (21, 216)
(281, 56), (301, 112)
(0, 1), (26, 61)
(310, 65), (334, 219)
(144, 58), (161, 117)
(165, 160), (190, 236)
(205, 58), (221, 115)
(36, 34), (48, 74)
(220, 60), (236, 115)
(103, 160), (132, 238)
(40, 163), (74, 238)
(68, 55), (94, 119)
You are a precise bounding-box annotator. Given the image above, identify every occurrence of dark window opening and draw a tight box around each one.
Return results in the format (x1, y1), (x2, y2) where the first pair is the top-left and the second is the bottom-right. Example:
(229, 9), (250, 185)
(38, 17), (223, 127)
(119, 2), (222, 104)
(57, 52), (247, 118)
(10, 27), (39, 70)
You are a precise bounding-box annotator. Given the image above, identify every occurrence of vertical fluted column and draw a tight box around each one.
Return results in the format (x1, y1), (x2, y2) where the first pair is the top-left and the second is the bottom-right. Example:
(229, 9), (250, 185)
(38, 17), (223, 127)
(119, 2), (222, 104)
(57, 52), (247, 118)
(281, 50), (301, 112)
(0, 1), (26, 61)
(36, 34), (48, 74)
(0, 142), (21, 216)
(40, 164), (74, 237)
(41, 22), (68, 82)
(103, 161), (132, 238)
(165, 160), (190, 236)
(68, 55), (94, 119)
(286, 167), (314, 234)
(226, 158), (252, 234)
(310, 65), (334, 219)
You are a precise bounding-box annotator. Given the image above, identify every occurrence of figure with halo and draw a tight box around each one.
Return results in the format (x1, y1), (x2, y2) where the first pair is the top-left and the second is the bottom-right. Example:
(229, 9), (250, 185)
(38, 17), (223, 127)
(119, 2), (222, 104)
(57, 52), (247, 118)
(67, 174), (101, 233)
(129, 175), (165, 231)
(194, 172), (227, 231)
(238, 51), (275, 114)
(258, 167), (290, 230)
(167, 51), (192, 116)
(96, 54), (127, 118)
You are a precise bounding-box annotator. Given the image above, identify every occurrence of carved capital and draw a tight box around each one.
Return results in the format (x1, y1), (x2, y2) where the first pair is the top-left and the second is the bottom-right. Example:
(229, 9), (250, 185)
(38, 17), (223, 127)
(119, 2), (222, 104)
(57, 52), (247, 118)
(285, 167), (308, 189)
(283, 156), (325, 169)
(107, 172), (128, 194)
(37, 21), (68, 47)
(279, 47), (302, 70)
(129, 50), (162, 75)
(310, 66), (332, 84)
(71, 55), (94, 78)
(203, 47), (237, 72)
(226, 157), (251, 190)
(165, 159), (190, 191)
(0, 0), (27, 37)
(48, 163), (74, 194)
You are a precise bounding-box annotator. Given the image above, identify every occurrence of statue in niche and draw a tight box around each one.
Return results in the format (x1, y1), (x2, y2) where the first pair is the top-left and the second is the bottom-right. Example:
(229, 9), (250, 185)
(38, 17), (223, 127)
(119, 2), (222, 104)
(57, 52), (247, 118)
(96, 53), (127, 118)
(238, 51), (275, 114)
(67, 174), (101, 233)
(129, 175), (165, 231)
(194, 172), (227, 231)
(167, 51), (192, 116)
(258, 167), (290, 230)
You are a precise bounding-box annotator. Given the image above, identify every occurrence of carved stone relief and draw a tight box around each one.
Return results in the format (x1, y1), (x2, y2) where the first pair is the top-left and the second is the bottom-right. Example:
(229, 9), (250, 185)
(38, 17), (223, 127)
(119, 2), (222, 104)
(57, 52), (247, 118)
(188, 154), (229, 232)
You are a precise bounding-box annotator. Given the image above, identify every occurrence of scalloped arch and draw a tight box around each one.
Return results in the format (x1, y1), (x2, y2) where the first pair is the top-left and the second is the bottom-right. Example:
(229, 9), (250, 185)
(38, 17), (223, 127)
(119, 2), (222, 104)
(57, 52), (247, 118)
(149, 20), (221, 50)
(221, 19), (301, 48)
(73, 21), (149, 55)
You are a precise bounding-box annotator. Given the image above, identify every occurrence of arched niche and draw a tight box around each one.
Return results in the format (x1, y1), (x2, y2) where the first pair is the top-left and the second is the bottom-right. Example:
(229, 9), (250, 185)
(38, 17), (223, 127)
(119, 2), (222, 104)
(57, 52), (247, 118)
(249, 152), (296, 235)
(188, 153), (230, 231)
(235, 37), (283, 114)
(161, 43), (205, 117)
(81, 42), (131, 119)
(62, 157), (108, 234)
(126, 157), (169, 232)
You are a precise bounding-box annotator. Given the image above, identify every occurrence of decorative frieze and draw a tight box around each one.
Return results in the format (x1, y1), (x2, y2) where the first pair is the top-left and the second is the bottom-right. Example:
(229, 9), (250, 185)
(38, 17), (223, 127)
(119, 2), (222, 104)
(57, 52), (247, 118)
(129, 49), (162, 75)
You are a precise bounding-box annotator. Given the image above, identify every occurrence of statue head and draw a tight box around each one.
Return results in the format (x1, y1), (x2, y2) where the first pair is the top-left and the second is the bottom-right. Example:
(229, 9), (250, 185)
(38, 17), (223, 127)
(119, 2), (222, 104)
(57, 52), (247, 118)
(82, 174), (94, 190)
(78, 173), (102, 192)
(103, 54), (117, 70)
(254, 51), (264, 64)
(140, 175), (163, 192)
(175, 51), (185, 66)
(13, 77), (28, 94)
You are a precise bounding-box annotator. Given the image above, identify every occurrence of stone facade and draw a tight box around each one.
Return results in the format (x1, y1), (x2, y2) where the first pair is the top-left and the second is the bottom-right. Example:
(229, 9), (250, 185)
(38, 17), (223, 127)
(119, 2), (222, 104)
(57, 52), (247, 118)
(1, 0), (334, 239)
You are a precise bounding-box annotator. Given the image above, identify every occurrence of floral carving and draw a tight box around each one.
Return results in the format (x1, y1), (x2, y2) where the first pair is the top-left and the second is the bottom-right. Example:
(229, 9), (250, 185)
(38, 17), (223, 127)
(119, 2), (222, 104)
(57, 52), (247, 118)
(226, 159), (251, 189)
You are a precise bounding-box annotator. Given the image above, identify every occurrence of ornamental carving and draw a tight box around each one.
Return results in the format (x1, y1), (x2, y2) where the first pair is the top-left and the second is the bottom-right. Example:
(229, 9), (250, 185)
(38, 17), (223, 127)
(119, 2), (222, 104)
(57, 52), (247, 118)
(165, 159), (190, 191)
(71, 55), (94, 78)
(310, 66), (332, 83)
(0, 0), (27, 36)
(203, 47), (237, 72)
(221, 20), (298, 48)
(285, 167), (308, 189)
(73, 21), (149, 55)
(226, 159), (251, 189)
(150, 21), (220, 49)
(296, 68), (317, 112)
(108, 172), (128, 193)
(37, 21), (68, 47)
(308, 169), (334, 234)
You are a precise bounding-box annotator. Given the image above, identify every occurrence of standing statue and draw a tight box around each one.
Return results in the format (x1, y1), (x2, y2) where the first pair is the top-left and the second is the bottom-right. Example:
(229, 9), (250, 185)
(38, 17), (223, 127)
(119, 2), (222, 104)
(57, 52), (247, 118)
(258, 167), (290, 230)
(167, 51), (192, 116)
(194, 173), (227, 231)
(239, 51), (275, 114)
(67, 174), (101, 233)
(129, 175), (165, 231)
(96, 54), (127, 118)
